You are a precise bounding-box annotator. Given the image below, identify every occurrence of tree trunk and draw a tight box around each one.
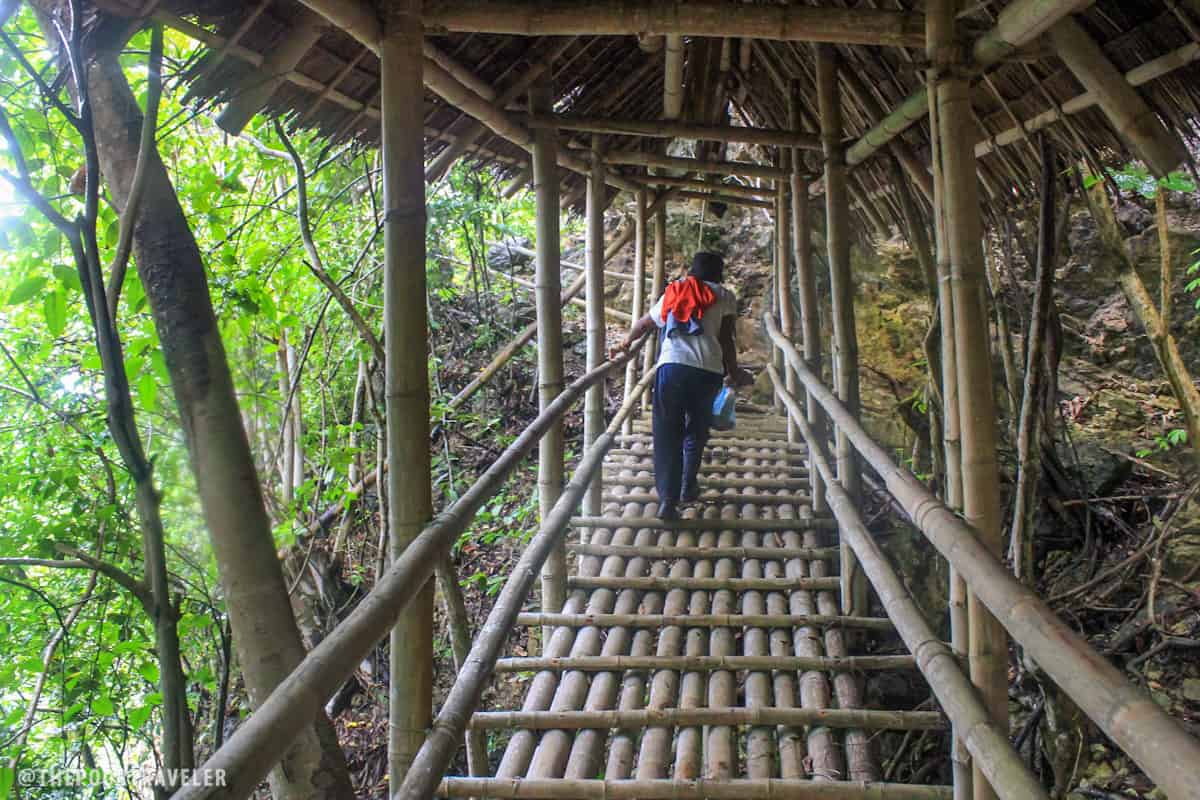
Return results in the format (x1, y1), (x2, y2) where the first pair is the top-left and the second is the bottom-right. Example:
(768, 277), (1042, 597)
(84, 45), (354, 800)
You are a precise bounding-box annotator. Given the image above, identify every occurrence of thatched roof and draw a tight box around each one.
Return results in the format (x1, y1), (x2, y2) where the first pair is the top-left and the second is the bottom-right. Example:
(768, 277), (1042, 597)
(89, 0), (1200, 230)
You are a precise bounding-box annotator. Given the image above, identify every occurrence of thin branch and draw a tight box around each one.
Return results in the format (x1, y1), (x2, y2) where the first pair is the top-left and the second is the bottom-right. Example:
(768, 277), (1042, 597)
(52, 544), (152, 610)
(106, 23), (164, 320)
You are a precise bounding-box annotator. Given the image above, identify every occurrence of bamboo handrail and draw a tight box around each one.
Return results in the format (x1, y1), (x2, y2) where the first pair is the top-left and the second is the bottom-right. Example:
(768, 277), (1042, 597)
(492, 654), (918, 673)
(514, 612), (895, 631)
(172, 340), (650, 800)
(469, 706), (946, 731)
(437, 778), (953, 799)
(767, 362), (1047, 800)
(763, 315), (1200, 800)
(393, 366), (658, 799)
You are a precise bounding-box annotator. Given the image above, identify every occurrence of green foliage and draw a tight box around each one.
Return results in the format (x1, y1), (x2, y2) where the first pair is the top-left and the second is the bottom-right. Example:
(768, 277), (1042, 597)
(1, 7), (545, 787)
(1083, 163), (1196, 198)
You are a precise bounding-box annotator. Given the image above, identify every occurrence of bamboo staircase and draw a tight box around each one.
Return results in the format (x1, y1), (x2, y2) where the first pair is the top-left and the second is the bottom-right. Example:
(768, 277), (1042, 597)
(437, 412), (953, 799)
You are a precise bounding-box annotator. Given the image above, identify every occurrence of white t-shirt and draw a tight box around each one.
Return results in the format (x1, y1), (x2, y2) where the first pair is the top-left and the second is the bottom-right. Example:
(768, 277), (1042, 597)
(648, 281), (737, 375)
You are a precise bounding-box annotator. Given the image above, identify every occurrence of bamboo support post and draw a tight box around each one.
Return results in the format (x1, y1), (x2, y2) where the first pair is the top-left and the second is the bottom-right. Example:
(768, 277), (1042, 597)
(766, 361), (1049, 800)
(494, 654), (917, 673)
(437, 778), (953, 799)
(763, 318), (1200, 800)
(171, 344), (648, 800)
(380, 1), (432, 785)
(817, 45), (866, 618)
(622, 189), (648, 435)
(930, 6), (1009, 798)
(531, 81), (567, 628)
(513, 612), (891, 630)
(640, 202), (668, 412)
(583, 139), (607, 518)
(1048, 17), (1186, 177)
(927, 62), (972, 800)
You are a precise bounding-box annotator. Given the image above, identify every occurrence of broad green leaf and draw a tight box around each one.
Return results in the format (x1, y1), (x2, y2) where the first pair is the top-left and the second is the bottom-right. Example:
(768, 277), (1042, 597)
(128, 705), (152, 730)
(7, 276), (47, 306)
(53, 263), (82, 293)
(43, 289), (66, 336)
(91, 695), (114, 716)
(0, 766), (15, 800)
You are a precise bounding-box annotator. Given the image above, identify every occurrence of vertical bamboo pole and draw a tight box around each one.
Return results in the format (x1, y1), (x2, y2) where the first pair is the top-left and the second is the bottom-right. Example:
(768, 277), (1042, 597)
(928, 43), (971, 800)
(772, 176), (786, 416)
(623, 189), (648, 435)
(583, 136), (607, 518)
(816, 44), (866, 617)
(531, 81), (567, 627)
(790, 83), (827, 517)
(641, 201), (668, 414)
(776, 177), (796, 441)
(381, 0), (432, 786)
(930, 4), (1007, 799)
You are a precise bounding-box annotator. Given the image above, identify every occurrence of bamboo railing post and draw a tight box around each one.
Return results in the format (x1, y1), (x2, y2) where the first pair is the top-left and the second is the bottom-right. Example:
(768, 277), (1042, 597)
(380, 0), (433, 786)
(584, 137), (607, 519)
(927, 34), (971, 800)
(531, 80), (567, 631)
(816, 44), (866, 618)
(930, 4), (1008, 799)
(640, 200), (668, 413)
(623, 189), (648, 434)
(772, 179), (787, 416)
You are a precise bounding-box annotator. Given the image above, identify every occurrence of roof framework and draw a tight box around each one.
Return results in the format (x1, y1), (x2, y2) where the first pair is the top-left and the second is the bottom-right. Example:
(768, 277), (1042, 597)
(94, 0), (1200, 233)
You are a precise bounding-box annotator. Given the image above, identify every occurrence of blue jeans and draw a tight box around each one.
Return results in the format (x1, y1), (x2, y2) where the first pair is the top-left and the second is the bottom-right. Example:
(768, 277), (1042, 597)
(653, 364), (724, 504)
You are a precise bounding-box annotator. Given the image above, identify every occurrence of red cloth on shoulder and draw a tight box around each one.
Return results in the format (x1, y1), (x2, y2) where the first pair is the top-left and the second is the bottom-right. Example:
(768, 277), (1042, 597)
(659, 276), (716, 323)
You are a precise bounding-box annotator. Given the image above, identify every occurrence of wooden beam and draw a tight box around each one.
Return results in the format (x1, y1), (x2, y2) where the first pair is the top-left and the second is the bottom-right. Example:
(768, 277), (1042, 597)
(528, 114), (822, 149)
(1048, 17), (1187, 177)
(676, 189), (774, 209)
(846, 0), (1093, 166)
(645, 175), (771, 200)
(422, 1), (926, 48)
(603, 150), (787, 180)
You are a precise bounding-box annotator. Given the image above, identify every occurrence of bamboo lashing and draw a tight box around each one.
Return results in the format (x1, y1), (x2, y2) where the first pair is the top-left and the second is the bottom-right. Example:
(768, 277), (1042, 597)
(764, 314), (1200, 800)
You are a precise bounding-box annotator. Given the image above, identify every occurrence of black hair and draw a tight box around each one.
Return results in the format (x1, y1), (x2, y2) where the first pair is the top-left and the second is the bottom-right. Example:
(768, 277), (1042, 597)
(689, 251), (724, 283)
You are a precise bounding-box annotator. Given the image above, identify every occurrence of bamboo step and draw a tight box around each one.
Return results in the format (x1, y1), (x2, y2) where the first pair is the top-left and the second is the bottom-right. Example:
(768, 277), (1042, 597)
(619, 433), (804, 451)
(602, 491), (813, 506)
(438, 777), (953, 799)
(567, 542), (838, 561)
(469, 706), (946, 731)
(604, 462), (809, 476)
(570, 515), (835, 532)
(567, 575), (841, 592)
(605, 475), (807, 491)
(607, 447), (809, 463)
(493, 654), (918, 673)
(514, 612), (894, 631)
